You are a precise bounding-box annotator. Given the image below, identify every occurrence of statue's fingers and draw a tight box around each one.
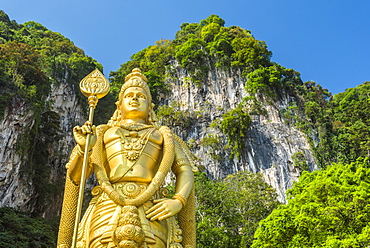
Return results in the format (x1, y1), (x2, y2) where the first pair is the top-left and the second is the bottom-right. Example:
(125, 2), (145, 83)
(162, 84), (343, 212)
(81, 126), (87, 134)
(146, 203), (159, 215)
(146, 205), (164, 218)
(152, 198), (166, 204)
(83, 125), (93, 134)
(158, 212), (172, 221)
(85, 124), (95, 134)
(150, 210), (167, 221)
(146, 207), (164, 218)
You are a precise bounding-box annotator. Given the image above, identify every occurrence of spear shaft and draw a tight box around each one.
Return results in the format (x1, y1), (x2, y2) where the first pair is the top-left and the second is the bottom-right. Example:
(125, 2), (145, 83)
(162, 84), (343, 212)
(71, 97), (97, 248)
(69, 69), (109, 248)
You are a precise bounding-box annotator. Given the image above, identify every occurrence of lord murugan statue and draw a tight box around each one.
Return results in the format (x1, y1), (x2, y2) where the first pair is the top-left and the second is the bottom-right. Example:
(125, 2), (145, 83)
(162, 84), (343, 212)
(57, 68), (196, 248)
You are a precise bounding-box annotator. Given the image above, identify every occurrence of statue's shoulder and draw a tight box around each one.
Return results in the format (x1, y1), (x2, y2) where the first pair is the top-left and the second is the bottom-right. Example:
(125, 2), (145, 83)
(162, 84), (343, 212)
(95, 124), (111, 136)
(151, 127), (163, 145)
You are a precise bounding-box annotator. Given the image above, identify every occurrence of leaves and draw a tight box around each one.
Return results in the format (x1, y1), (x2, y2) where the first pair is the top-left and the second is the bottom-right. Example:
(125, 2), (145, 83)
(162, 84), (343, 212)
(196, 171), (279, 247)
(0, 10), (103, 216)
(252, 158), (370, 247)
(210, 105), (252, 159)
(0, 207), (56, 247)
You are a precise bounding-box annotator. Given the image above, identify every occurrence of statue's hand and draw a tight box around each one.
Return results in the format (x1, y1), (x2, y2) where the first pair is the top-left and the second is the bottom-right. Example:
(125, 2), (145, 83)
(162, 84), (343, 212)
(145, 198), (182, 221)
(73, 121), (97, 150)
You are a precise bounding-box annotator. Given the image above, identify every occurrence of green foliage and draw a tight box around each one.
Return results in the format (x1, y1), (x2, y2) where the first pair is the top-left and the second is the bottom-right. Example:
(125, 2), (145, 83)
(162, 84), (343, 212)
(287, 81), (369, 167)
(196, 171), (279, 247)
(211, 105), (251, 158)
(252, 158), (370, 248)
(201, 134), (222, 161)
(245, 64), (302, 99)
(0, 41), (50, 117)
(0, 10), (102, 120)
(174, 37), (208, 82)
(0, 207), (56, 247)
(155, 101), (197, 129)
(330, 82), (370, 163)
(111, 14), (274, 93)
(0, 11), (103, 214)
(231, 38), (271, 73)
(292, 151), (308, 171)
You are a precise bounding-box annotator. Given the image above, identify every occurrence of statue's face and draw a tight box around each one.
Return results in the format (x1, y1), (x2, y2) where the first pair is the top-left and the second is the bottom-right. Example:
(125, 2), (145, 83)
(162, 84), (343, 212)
(120, 87), (149, 121)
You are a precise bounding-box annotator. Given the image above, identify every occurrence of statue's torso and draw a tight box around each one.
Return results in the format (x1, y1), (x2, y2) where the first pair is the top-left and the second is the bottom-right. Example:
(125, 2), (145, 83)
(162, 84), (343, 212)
(103, 126), (163, 184)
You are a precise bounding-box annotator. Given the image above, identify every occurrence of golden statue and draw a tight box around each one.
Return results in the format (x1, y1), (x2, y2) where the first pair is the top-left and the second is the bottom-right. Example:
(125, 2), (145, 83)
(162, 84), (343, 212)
(57, 68), (196, 248)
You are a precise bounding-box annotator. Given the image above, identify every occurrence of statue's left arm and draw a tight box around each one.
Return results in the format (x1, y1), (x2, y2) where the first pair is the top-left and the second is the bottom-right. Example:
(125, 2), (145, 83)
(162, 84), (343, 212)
(146, 138), (195, 221)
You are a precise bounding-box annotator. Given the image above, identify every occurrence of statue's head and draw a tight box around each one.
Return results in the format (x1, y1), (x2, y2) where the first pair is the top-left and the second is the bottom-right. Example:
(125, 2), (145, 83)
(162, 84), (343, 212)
(119, 68), (152, 104)
(109, 68), (156, 125)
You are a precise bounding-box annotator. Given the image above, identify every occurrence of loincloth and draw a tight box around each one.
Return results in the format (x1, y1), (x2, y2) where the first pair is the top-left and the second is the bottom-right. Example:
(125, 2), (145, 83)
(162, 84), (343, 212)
(76, 182), (172, 248)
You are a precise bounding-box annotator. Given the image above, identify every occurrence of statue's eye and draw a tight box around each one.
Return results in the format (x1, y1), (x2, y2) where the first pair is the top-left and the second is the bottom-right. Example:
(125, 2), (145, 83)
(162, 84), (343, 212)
(125, 93), (134, 98)
(138, 94), (146, 99)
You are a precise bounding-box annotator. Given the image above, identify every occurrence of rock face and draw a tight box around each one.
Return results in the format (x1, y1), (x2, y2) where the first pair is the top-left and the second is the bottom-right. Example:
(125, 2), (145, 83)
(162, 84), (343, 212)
(0, 98), (36, 211)
(160, 63), (318, 201)
(0, 81), (85, 217)
(0, 63), (318, 217)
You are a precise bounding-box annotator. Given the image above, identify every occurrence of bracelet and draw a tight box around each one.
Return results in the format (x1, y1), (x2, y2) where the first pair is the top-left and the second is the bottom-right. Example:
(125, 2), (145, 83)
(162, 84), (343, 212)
(77, 146), (92, 156)
(172, 193), (187, 207)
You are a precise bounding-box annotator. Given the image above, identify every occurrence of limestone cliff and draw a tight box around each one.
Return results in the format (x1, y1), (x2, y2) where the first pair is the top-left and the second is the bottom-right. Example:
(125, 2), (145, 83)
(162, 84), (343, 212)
(0, 81), (85, 218)
(0, 62), (319, 218)
(159, 62), (318, 201)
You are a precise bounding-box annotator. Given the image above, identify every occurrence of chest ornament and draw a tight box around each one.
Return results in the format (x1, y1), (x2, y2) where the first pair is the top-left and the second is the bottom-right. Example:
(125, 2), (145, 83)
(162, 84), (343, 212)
(120, 125), (155, 162)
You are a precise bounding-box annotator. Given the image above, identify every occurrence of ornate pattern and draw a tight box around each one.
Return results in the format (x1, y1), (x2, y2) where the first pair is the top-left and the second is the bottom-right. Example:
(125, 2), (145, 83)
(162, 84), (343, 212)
(113, 206), (145, 248)
(79, 68), (110, 100)
(57, 178), (79, 247)
(121, 128), (155, 162)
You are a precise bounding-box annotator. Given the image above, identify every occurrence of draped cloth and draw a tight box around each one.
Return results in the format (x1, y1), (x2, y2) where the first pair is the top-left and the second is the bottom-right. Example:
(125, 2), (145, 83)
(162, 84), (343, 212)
(77, 183), (171, 248)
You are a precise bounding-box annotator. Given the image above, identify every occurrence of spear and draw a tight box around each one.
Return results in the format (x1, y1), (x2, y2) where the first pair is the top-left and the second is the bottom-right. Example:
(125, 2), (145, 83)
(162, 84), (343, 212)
(71, 69), (110, 248)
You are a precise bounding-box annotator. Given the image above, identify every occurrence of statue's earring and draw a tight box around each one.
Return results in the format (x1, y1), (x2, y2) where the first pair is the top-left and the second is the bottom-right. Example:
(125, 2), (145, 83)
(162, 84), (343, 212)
(149, 103), (158, 123)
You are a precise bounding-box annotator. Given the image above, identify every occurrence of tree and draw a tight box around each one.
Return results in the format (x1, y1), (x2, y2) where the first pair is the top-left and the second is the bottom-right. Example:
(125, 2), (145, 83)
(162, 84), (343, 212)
(0, 207), (56, 247)
(252, 158), (370, 248)
(330, 82), (370, 163)
(196, 171), (279, 247)
(210, 105), (252, 158)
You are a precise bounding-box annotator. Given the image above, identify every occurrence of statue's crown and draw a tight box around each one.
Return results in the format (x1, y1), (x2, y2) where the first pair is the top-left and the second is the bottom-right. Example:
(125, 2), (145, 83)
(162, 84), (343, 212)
(124, 68), (148, 82)
(120, 68), (151, 102)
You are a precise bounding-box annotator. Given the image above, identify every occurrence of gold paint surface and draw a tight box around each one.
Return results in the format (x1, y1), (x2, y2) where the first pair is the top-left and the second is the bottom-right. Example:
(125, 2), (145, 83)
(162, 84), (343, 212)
(79, 68), (110, 99)
(58, 68), (196, 248)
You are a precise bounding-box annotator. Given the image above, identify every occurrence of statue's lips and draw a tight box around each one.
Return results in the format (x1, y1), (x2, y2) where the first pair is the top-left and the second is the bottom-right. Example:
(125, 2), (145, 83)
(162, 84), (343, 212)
(130, 101), (140, 107)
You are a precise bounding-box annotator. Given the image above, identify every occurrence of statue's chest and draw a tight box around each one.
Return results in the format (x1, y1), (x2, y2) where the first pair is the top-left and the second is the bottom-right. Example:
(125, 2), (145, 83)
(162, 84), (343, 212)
(102, 126), (163, 182)
(103, 127), (162, 167)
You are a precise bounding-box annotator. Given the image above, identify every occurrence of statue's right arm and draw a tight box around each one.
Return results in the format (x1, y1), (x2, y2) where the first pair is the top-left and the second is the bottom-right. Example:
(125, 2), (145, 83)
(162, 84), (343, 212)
(66, 121), (97, 185)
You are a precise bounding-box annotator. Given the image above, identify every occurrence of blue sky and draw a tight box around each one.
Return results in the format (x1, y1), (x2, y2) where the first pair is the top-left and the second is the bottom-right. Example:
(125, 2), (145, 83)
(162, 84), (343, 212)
(2, 0), (370, 94)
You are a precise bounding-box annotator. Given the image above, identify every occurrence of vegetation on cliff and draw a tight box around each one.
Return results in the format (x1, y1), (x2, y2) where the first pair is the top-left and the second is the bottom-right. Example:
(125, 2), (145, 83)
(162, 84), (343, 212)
(110, 14), (369, 168)
(0, 10), (102, 214)
(109, 14), (370, 246)
(0, 10), (102, 118)
(1, 10), (370, 247)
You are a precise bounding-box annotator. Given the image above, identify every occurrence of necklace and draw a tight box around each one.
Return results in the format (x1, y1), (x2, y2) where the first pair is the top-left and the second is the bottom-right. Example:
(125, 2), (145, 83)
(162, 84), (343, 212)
(119, 122), (154, 131)
(121, 128), (155, 161)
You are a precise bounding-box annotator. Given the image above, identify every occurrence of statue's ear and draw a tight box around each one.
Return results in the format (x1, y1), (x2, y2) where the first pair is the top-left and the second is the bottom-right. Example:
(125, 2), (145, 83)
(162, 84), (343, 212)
(149, 104), (158, 123)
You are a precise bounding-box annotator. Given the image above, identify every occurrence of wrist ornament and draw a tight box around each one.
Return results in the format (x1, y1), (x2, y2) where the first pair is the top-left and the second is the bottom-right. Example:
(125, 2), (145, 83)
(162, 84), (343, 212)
(172, 193), (187, 207)
(77, 145), (92, 156)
